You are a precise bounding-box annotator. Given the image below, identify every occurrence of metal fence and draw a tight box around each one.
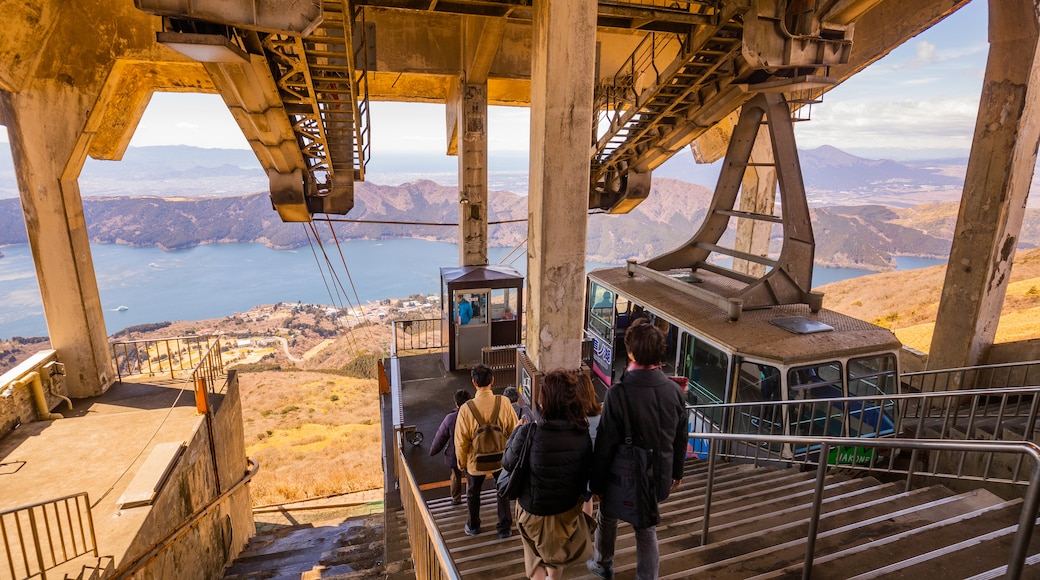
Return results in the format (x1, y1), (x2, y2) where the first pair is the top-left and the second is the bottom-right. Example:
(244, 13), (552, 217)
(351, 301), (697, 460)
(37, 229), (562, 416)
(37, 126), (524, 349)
(689, 384), (1040, 488)
(903, 359), (1040, 393)
(0, 492), (98, 580)
(695, 433), (1040, 580)
(393, 318), (442, 354)
(110, 335), (220, 382)
(394, 429), (460, 580)
(190, 337), (226, 413)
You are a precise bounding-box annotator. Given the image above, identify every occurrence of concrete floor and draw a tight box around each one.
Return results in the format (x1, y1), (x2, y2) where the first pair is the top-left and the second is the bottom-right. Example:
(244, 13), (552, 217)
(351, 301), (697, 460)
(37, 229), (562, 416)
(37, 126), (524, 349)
(0, 378), (204, 569)
(396, 353), (518, 503)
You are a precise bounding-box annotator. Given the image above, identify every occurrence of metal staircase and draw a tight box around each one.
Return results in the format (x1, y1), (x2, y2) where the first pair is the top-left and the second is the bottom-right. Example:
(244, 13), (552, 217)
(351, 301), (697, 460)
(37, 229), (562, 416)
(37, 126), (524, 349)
(591, 0), (856, 213)
(259, 0), (371, 216)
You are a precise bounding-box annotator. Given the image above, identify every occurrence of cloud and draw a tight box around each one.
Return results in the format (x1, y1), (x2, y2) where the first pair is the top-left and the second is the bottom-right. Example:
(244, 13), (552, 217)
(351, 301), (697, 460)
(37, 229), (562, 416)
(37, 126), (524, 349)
(796, 96), (979, 153)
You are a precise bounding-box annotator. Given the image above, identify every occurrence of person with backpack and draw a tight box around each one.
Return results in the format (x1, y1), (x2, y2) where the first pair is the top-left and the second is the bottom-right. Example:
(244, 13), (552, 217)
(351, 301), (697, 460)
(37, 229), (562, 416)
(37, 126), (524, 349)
(455, 364), (518, 538)
(430, 388), (472, 506)
(587, 318), (687, 580)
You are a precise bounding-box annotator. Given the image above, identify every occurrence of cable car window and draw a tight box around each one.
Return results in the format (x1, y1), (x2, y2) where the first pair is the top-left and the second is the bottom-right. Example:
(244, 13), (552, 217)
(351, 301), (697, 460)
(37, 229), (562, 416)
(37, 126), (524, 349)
(847, 354), (899, 437)
(587, 282), (614, 339)
(680, 334), (729, 406)
(734, 362), (783, 447)
(788, 362), (844, 438)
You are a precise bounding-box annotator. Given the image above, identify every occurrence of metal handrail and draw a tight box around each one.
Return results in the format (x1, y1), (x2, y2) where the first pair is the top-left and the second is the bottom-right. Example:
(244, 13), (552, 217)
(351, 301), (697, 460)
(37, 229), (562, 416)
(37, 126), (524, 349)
(0, 492), (98, 580)
(392, 318), (442, 354)
(110, 335), (219, 382)
(688, 384), (1040, 486)
(903, 359), (1040, 392)
(695, 433), (1040, 580)
(190, 336), (226, 407)
(394, 429), (461, 580)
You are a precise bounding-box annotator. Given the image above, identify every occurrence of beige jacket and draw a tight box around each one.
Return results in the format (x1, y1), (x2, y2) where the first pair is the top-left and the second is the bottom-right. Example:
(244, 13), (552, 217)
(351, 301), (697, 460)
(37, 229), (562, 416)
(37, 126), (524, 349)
(454, 388), (518, 475)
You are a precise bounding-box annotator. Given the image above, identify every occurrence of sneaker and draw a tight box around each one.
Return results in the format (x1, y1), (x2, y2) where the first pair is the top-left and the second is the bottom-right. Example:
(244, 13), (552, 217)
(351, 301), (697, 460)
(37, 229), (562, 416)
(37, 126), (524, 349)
(498, 528), (512, 539)
(586, 559), (613, 580)
(464, 524), (480, 536)
(450, 499), (462, 506)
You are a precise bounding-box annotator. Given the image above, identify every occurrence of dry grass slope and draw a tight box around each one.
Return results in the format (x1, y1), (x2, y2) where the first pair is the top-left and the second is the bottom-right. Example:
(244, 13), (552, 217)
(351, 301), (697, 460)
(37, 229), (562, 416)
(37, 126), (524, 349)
(820, 248), (1040, 352)
(239, 370), (382, 506)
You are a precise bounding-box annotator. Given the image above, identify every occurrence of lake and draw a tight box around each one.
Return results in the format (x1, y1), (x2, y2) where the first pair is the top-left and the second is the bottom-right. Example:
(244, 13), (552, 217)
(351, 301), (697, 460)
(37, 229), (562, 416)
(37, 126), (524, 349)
(0, 241), (945, 339)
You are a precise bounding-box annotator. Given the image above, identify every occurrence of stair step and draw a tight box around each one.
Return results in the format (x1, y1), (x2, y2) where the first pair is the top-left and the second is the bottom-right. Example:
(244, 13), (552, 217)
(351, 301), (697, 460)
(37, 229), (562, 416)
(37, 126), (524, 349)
(807, 496), (1027, 579)
(658, 487), (1006, 578)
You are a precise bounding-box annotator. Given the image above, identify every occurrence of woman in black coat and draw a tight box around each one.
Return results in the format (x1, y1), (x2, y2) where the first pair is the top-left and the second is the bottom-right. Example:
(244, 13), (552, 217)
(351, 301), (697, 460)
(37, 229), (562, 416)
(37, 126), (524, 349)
(502, 370), (595, 580)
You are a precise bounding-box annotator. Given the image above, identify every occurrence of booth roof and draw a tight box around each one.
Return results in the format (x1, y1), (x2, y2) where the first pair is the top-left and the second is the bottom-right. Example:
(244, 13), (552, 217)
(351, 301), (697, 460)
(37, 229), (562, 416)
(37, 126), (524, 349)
(439, 264), (524, 285)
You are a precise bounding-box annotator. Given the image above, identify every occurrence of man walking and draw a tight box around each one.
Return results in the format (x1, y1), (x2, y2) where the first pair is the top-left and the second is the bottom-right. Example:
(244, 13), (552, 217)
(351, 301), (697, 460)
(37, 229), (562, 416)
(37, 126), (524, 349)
(588, 318), (688, 579)
(455, 364), (518, 538)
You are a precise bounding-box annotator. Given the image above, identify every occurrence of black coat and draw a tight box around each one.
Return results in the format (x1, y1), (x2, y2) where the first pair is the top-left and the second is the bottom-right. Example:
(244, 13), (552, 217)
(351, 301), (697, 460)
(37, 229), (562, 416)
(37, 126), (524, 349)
(503, 419), (593, 516)
(590, 368), (687, 501)
(429, 409), (460, 468)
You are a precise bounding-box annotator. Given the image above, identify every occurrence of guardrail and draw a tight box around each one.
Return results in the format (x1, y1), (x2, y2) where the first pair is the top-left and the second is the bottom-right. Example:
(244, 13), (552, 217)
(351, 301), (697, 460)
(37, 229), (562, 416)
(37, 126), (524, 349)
(394, 428), (461, 580)
(190, 337), (226, 413)
(689, 385), (1040, 487)
(903, 359), (1040, 393)
(392, 318), (442, 354)
(696, 433), (1040, 580)
(110, 335), (220, 382)
(0, 492), (98, 580)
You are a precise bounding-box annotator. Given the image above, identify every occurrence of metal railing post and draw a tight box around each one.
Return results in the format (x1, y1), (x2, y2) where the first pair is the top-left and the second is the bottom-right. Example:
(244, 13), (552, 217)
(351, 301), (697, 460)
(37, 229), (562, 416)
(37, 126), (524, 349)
(803, 442), (829, 580)
(700, 437), (717, 546)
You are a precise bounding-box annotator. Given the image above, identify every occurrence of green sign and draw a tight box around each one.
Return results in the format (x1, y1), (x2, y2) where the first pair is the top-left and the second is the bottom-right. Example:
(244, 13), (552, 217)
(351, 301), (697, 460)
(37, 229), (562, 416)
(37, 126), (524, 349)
(828, 445), (875, 466)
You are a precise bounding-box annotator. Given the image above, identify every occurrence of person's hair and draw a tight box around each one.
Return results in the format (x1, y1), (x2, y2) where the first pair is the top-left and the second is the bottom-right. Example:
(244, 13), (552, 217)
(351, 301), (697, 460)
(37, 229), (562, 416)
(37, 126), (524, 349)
(471, 364), (494, 387)
(502, 386), (520, 403)
(576, 371), (602, 417)
(454, 389), (472, 407)
(625, 317), (666, 366)
(539, 370), (589, 429)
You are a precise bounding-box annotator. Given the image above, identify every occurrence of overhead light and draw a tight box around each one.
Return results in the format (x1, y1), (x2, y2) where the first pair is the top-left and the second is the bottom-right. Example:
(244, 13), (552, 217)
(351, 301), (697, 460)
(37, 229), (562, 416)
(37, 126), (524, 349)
(156, 32), (249, 63)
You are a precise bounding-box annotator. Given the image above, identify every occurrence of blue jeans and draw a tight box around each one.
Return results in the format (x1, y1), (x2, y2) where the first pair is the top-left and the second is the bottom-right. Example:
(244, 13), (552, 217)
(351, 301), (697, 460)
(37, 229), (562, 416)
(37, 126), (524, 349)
(592, 509), (659, 580)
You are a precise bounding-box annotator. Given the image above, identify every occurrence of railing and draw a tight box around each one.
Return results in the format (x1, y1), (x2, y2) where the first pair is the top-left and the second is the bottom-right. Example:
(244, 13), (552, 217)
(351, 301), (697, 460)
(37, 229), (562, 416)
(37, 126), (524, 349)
(696, 433), (1040, 580)
(190, 337), (226, 411)
(393, 318), (442, 354)
(0, 492), (98, 580)
(690, 385), (1040, 487)
(110, 335), (220, 382)
(393, 428), (461, 580)
(904, 359), (1040, 393)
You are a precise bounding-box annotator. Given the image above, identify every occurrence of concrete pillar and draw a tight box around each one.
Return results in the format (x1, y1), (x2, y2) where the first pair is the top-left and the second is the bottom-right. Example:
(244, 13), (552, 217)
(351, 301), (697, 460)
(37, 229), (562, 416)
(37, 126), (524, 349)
(928, 0), (1040, 371)
(1, 89), (114, 397)
(733, 125), (777, 277)
(457, 81), (489, 267)
(525, 0), (597, 372)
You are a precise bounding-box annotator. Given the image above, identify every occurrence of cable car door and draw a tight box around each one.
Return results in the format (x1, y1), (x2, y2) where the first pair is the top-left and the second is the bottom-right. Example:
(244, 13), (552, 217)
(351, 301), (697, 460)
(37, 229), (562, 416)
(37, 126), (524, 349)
(455, 289), (490, 368)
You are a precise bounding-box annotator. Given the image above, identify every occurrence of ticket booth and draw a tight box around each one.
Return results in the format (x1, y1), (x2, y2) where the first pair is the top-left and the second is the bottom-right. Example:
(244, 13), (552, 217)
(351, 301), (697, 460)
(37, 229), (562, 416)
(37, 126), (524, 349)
(441, 265), (523, 371)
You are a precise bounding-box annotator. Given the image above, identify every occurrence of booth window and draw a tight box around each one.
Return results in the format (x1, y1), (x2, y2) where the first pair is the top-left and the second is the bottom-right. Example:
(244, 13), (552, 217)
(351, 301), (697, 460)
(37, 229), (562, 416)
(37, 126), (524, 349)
(490, 288), (518, 321)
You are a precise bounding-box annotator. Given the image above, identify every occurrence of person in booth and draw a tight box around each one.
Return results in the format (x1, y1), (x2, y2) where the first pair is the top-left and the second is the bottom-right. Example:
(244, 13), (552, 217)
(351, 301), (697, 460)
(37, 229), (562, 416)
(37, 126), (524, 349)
(458, 295), (473, 325)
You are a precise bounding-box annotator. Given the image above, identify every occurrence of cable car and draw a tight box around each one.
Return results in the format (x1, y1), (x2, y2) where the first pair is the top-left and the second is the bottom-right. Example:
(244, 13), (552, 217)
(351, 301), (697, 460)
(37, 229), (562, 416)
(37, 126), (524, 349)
(586, 265), (903, 461)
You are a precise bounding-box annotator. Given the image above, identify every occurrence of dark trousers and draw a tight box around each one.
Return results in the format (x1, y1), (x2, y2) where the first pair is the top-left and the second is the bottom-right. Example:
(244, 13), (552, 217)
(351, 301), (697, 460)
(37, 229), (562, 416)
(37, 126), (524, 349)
(449, 465), (465, 503)
(465, 471), (512, 533)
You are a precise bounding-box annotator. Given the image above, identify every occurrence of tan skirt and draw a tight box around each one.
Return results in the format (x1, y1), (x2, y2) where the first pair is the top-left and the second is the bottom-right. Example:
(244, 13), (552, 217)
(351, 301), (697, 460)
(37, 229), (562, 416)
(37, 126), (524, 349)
(516, 500), (596, 577)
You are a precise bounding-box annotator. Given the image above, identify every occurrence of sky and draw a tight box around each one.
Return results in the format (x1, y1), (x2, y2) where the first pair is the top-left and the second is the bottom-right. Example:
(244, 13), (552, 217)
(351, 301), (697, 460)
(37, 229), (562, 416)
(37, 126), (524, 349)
(0, 0), (989, 161)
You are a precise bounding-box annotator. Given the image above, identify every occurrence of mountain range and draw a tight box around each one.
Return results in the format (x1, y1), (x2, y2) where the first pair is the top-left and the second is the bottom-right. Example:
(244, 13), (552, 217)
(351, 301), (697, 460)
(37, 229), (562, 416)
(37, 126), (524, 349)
(2, 144), (1038, 270)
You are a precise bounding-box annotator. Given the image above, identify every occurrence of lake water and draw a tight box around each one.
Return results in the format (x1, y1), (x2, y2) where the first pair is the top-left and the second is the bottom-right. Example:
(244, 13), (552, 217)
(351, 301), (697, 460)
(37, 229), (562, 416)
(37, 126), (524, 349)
(0, 241), (946, 339)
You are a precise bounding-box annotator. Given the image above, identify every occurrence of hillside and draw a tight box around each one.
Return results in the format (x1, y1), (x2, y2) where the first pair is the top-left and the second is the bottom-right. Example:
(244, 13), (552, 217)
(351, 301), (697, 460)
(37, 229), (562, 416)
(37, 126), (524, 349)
(819, 247), (1040, 352)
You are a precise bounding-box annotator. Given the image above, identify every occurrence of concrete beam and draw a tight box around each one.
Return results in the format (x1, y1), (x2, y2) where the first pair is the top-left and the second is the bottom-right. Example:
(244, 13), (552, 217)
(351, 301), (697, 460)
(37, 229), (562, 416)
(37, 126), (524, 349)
(526, 0), (596, 372)
(928, 0), (1040, 371)
(458, 82), (489, 267)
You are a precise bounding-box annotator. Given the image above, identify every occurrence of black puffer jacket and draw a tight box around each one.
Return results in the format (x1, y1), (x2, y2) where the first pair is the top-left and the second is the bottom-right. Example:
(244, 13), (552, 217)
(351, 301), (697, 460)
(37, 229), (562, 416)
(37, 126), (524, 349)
(590, 368), (687, 502)
(502, 419), (593, 516)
